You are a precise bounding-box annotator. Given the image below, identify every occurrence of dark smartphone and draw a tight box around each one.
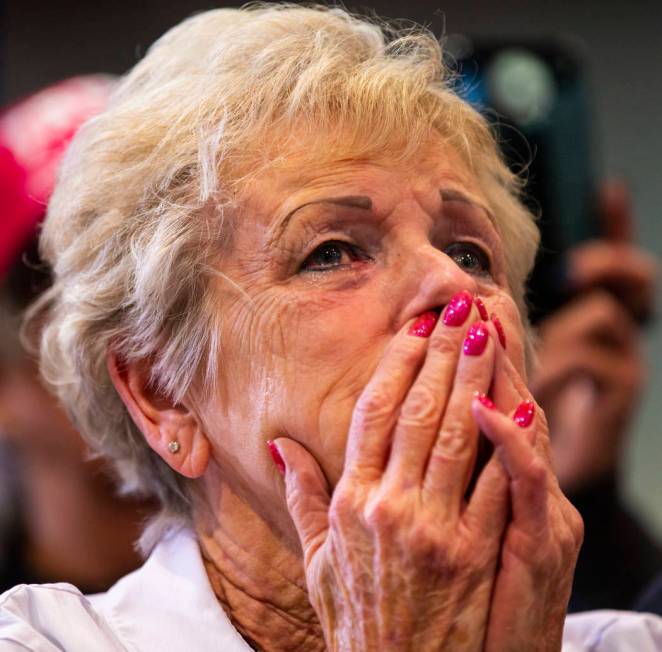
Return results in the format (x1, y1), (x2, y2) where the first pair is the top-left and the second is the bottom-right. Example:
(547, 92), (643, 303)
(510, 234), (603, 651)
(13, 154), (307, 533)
(447, 37), (601, 323)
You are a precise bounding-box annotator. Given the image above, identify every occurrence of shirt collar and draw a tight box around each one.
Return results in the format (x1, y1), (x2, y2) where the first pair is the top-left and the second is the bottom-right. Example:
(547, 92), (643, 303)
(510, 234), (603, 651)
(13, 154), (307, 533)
(90, 527), (254, 652)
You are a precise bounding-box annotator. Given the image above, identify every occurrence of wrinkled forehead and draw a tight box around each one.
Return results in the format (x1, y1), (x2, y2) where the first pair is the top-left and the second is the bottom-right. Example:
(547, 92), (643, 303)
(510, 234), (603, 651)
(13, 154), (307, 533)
(236, 129), (490, 227)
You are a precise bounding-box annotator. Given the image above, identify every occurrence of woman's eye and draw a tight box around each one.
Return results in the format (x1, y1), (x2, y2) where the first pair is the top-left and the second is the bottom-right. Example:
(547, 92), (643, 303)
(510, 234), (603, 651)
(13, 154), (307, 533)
(444, 242), (491, 276)
(300, 240), (367, 272)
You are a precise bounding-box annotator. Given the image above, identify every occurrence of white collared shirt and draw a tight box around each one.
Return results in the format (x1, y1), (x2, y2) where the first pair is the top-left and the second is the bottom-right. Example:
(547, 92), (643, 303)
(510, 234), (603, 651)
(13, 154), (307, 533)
(0, 527), (660, 651)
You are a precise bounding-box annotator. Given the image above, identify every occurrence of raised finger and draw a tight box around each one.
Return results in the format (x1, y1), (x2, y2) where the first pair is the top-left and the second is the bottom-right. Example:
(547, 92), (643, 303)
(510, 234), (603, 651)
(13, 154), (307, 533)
(472, 397), (548, 537)
(489, 315), (531, 416)
(421, 318), (497, 509)
(344, 310), (436, 481)
(384, 291), (479, 488)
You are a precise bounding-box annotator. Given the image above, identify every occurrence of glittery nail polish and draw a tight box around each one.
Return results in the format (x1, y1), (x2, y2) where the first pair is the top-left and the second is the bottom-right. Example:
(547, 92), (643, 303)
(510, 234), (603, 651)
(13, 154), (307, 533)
(408, 310), (439, 337)
(491, 313), (507, 349)
(442, 290), (473, 327)
(267, 440), (286, 476)
(463, 321), (489, 356)
(474, 391), (496, 409)
(474, 296), (489, 321)
(513, 401), (535, 428)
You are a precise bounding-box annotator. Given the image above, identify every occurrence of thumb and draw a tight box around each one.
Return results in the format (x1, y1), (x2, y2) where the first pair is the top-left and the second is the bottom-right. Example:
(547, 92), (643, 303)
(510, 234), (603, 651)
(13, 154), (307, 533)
(269, 438), (330, 565)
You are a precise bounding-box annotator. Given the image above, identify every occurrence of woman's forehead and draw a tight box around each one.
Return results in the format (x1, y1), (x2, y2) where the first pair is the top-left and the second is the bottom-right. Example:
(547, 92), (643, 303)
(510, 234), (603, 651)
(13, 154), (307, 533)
(238, 137), (487, 226)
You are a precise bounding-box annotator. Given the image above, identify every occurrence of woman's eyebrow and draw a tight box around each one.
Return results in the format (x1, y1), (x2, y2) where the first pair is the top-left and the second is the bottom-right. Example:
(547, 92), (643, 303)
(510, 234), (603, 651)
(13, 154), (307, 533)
(268, 195), (373, 242)
(441, 188), (495, 224)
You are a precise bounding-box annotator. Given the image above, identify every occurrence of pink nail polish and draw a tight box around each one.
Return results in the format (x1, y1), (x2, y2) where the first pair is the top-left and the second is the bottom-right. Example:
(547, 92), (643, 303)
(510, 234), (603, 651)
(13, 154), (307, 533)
(408, 310), (438, 338)
(442, 290), (473, 327)
(513, 401), (535, 428)
(474, 296), (489, 321)
(491, 313), (507, 349)
(463, 321), (489, 356)
(474, 391), (496, 409)
(267, 440), (286, 476)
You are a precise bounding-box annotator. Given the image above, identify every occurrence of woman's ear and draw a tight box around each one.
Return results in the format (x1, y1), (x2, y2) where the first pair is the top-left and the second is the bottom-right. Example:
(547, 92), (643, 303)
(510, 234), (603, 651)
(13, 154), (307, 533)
(106, 350), (210, 479)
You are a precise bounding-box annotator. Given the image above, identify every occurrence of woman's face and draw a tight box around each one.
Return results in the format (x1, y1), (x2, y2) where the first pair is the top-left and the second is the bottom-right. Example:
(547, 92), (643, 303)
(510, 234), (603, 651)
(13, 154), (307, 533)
(198, 137), (527, 517)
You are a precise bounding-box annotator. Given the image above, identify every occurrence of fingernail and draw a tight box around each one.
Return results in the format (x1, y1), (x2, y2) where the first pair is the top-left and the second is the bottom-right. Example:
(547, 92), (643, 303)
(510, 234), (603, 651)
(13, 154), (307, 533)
(442, 290), (473, 326)
(474, 296), (489, 321)
(267, 440), (286, 476)
(463, 321), (489, 356)
(491, 313), (507, 349)
(513, 401), (535, 428)
(474, 391), (496, 409)
(408, 310), (438, 337)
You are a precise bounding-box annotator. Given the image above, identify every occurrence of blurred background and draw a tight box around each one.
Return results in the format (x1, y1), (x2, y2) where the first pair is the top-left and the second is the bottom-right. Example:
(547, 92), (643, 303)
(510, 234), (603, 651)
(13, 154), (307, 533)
(1, 0), (660, 589)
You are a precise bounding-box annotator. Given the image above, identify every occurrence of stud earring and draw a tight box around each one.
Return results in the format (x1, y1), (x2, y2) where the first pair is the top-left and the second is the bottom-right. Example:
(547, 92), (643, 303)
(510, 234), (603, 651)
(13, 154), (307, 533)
(167, 440), (181, 454)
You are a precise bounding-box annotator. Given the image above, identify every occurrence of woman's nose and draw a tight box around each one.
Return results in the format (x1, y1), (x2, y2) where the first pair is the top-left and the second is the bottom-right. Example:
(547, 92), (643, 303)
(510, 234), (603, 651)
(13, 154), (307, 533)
(398, 245), (480, 321)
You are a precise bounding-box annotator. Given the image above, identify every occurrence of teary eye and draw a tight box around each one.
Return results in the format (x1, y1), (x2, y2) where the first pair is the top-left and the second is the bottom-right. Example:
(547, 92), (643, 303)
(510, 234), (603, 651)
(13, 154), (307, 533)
(300, 240), (368, 272)
(444, 242), (491, 276)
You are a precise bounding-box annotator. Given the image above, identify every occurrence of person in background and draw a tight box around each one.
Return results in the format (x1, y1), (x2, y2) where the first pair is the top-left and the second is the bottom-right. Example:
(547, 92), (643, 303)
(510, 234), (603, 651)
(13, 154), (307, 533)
(532, 179), (661, 613)
(0, 77), (152, 592)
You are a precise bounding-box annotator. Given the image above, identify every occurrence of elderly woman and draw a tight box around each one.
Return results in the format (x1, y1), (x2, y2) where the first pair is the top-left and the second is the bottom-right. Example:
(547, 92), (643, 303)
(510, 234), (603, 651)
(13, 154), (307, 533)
(1, 4), (660, 651)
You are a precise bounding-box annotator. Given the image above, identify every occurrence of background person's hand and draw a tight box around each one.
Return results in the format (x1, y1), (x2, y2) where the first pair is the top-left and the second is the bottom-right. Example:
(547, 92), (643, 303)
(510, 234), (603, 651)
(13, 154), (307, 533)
(531, 180), (657, 492)
(532, 291), (645, 491)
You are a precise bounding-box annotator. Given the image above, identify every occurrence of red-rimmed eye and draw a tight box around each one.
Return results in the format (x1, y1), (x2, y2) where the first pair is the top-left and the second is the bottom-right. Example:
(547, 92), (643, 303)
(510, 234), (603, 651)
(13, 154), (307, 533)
(300, 240), (367, 272)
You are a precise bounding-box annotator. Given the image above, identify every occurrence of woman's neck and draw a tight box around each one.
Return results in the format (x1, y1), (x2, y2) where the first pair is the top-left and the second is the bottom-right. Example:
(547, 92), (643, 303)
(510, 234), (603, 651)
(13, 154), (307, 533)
(194, 473), (325, 651)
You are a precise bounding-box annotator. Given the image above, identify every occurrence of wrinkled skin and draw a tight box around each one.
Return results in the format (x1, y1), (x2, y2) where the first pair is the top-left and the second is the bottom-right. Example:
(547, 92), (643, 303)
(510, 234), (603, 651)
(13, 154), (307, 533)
(117, 138), (583, 650)
(202, 142), (518, 524)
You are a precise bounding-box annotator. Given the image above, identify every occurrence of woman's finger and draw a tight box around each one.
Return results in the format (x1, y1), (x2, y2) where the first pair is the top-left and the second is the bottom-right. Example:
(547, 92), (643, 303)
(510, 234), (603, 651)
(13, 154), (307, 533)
(271, 437), (331, 566)
(488, 318), (531, 417)
(343, 311), (434, 481)
(421, 319), (496, 509)
(463, 449), (509, 539)
(471, 398), (548, 538)
(384, 291), (477, 488)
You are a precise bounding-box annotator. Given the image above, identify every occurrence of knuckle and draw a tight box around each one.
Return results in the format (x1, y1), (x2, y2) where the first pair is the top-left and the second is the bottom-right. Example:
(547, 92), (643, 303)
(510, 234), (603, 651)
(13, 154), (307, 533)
(354, 384), (394, 426)
(435, 420), (471, 457)
(393, 337), (425, 366)
(451, 547), (477, 575)
(558, 525), (579, 559)
(363, 495), (398, 534)
(526, 458), (548, 484)
(399, 384), (439, 428)
(566, 504), (585, 548)
(407, 522), (437, 554)
(406, 523), (457, 569)
(429, 331), (461, 356)
(285, 484), (306, 517)
(328, 491), (356, 530)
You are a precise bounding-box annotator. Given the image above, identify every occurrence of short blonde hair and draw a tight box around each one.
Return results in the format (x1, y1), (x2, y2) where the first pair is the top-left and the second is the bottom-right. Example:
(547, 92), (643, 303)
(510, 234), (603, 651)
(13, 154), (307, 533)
(28, 3), (539, 523)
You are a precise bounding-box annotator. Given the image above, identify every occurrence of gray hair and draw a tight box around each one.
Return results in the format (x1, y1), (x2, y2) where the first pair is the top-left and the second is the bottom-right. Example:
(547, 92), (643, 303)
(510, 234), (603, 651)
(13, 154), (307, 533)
(26, 3), (539, 544)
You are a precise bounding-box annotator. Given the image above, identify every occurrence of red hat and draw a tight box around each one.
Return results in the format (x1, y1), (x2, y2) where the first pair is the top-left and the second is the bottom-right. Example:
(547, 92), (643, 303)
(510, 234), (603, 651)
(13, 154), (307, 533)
(0, 75), (114, 280)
